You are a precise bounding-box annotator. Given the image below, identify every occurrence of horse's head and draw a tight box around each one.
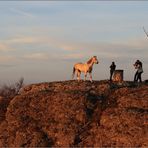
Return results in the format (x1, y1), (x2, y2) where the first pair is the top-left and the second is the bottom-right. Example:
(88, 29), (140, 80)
(92, 56), (99, 64)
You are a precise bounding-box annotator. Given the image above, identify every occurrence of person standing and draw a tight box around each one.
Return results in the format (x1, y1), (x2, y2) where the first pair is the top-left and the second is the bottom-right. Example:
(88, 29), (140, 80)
(110, 62), (116, 81)
(133, 60), (143, 82)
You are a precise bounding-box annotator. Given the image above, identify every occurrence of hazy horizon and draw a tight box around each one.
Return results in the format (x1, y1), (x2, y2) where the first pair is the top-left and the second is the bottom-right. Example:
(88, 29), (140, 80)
(0, 1), (148, 85)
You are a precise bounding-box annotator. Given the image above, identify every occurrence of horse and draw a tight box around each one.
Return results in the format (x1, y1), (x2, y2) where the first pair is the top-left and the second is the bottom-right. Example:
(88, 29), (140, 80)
(72, 56), (99, 82)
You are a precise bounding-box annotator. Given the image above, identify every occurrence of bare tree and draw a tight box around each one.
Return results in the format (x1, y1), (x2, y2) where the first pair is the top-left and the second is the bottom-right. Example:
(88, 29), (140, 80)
(143, 26), (148, 38)
(15, 77), (24, 94)
(0, 77), (24, 98)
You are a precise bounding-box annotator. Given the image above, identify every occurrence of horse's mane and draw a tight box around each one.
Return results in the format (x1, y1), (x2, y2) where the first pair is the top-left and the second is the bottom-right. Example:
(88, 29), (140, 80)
(87, 57), (93, 64)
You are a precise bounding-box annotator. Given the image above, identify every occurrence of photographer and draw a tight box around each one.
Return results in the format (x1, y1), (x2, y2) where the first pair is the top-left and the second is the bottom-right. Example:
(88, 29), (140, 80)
(134, 60), (143, 82)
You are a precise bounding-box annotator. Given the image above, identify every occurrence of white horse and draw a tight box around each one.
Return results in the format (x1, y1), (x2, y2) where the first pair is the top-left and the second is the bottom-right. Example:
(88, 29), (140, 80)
(72, 56), (99, 82)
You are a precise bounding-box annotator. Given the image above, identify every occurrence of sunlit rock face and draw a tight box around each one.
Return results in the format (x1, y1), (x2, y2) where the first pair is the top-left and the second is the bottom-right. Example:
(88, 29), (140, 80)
(0, 80), (147, 147)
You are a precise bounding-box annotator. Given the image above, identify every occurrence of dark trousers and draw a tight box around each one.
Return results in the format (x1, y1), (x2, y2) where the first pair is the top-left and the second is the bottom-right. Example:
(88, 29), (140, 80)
(134, 71), (138, 82)
(110, 70), (114, 81)
(134, 71), (142, 82)
(137, 72), (142, 82)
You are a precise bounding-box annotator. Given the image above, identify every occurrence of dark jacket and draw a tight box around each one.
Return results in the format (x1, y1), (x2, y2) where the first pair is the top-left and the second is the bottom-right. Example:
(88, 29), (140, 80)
(110, 63), (116, 72)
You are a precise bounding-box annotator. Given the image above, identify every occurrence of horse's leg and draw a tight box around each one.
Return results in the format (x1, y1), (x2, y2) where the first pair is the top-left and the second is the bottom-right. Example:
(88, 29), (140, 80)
(78, 71), (81, 81)
(72, 67), (76, 80)
(76, 70), (79, 80)
(76, 70), (80, 81)
(77, 70), (81, 81)
(89, 72), (93, 82)
(84, 72), (87, 81)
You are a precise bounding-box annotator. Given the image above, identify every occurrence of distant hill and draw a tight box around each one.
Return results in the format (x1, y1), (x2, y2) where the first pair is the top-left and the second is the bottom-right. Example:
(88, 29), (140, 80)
(0, 80), (147, 147)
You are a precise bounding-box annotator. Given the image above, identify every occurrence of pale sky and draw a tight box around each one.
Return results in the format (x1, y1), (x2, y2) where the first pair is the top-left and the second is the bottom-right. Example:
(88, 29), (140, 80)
(0, 1), (148, 84)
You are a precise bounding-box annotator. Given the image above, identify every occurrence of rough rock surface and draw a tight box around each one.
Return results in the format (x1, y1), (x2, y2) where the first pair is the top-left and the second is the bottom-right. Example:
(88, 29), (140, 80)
(0, 80), (147, 147)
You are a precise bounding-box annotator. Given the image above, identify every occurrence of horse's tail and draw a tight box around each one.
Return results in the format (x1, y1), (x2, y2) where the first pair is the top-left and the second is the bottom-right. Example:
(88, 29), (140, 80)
(72, 67), (76, 79)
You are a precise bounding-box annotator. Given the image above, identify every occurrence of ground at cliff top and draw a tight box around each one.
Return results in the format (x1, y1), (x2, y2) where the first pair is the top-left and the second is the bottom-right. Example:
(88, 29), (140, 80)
(0, 80), (148, 147)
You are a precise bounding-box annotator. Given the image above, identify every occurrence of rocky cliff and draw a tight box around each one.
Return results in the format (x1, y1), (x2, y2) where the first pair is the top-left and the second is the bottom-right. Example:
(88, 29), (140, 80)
(0, 80), (147, 147)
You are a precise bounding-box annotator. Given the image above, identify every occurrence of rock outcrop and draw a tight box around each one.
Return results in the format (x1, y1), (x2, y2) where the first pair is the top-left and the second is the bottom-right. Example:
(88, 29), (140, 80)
(0, 80), (147, 147)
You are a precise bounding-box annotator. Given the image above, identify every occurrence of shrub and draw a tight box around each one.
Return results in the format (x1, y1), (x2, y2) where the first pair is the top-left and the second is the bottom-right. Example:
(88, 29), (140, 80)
(0, 77), (24, 98)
